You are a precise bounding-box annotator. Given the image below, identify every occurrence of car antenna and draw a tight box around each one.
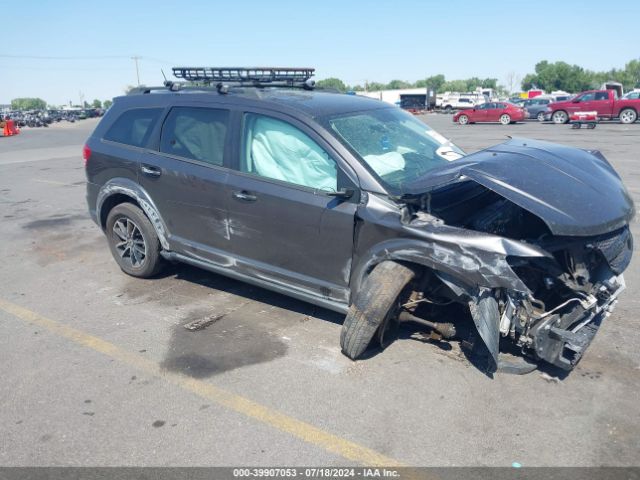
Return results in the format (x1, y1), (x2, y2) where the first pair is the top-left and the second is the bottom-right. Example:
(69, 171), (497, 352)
(161, 69), (181, 91)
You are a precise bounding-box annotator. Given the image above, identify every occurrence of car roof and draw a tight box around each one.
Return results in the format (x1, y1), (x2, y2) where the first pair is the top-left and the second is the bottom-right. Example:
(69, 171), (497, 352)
(117, 87), (389, 119)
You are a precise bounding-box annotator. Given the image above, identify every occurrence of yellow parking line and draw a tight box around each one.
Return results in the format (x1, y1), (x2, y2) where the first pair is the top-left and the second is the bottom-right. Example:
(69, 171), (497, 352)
(0, 298), (403, 467)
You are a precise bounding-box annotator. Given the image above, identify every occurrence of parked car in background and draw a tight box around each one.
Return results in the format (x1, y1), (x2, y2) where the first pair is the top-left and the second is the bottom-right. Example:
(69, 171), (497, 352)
(547, 89), (640, 124)
(522, 97), (554, 121)
(440, 93), (485, 112)
(453, 101), (526, 125)
(552, 94), (572, 102)
(622, 90), (640, 100)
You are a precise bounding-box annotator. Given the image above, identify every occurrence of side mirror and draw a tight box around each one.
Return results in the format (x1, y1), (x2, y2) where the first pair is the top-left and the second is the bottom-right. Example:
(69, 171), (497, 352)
(326, 188), (354, 199)
(572, 98), (580, 103)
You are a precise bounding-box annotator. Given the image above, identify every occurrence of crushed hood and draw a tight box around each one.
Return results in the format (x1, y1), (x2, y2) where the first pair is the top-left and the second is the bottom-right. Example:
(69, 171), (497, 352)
(406, 138), (635, 236)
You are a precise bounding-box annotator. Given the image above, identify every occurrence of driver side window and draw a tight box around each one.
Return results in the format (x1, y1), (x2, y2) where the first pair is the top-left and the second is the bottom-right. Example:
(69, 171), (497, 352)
(241, 114), (338, 192)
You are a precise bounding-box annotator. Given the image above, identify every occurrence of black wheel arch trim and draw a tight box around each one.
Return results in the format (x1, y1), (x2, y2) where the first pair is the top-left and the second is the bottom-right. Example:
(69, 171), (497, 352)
(96, 178), (170, 250)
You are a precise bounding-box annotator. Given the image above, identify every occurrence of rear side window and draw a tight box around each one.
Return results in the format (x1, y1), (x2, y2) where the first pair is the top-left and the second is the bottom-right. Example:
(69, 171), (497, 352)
(103, 108), (162, 147)
(595, 91), (609, 100)
(160, 107), (229, 166)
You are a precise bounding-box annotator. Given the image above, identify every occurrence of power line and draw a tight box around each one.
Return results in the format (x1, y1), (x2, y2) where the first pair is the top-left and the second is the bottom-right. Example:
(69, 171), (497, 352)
(0, 54), (130, 60)
(0, 54), (178, 63)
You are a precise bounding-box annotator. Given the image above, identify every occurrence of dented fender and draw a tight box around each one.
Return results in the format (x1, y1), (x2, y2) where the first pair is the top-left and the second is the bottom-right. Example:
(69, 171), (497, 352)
(96, 178), (170, 250)
(350, 193), (549, 297)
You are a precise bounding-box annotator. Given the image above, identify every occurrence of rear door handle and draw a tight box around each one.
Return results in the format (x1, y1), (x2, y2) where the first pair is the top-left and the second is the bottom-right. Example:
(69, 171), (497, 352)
(232, 190), (257, 202)
(140, 164), (162, 177)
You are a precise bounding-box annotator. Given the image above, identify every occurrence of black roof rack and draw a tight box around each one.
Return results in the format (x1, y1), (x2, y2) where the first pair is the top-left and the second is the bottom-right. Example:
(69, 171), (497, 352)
(126, 67), (318, 96)
(172, 67), (315, 89)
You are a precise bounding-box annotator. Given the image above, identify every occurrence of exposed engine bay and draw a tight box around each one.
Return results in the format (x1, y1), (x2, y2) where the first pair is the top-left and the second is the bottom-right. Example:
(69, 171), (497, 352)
(384, 140), (634, 372)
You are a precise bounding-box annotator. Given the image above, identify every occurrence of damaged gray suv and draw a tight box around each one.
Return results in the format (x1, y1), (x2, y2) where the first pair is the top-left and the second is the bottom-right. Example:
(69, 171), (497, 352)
(85, 68), (634, 373)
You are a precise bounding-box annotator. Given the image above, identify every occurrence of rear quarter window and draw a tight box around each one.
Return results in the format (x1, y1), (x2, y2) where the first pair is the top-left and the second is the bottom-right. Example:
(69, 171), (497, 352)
(103, 108), (163, 148)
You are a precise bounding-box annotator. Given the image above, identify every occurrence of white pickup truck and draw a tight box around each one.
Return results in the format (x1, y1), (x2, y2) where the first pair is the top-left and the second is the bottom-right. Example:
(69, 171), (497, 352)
(438, 93), (486, 112)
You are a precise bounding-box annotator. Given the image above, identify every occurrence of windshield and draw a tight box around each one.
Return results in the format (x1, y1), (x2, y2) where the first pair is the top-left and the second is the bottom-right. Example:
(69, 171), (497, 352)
(322, 108), (465, 193)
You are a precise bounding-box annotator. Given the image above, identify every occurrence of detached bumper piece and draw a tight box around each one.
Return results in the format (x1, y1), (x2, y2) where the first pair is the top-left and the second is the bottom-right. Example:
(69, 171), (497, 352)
(530, 275), (625, 370)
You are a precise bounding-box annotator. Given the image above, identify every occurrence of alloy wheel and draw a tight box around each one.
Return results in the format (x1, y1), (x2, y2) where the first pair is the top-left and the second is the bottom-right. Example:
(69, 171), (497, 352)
(112, 217), (147, 268)
(620, 109), (637, 124)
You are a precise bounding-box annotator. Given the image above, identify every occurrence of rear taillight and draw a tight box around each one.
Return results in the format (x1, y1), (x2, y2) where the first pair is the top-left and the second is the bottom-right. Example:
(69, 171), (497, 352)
(82, 144), (91, 166)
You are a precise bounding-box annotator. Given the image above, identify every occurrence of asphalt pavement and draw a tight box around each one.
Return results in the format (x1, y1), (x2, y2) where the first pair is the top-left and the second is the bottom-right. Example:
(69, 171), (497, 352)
(1, 115), (638, 467)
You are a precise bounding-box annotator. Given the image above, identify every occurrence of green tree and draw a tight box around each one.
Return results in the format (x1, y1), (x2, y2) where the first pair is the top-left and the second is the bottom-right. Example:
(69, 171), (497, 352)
(481, 78), (498, 89)
(441, 79), (468, 92)
(11, 98), (47, 110)
(386, 79), (412, 90)
(103, 99), (113, 109)
(624, 59), (640, 88)
(521, 60), (592, 92)
(315, 78), (347, 92)
(415, 74), (446, 92)
(91, 99), (102, 109)
(366, 81), (387, 91)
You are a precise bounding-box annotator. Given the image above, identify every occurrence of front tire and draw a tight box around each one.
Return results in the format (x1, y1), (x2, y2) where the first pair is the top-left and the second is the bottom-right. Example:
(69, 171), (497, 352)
(106, 203), (163, 278)
(552, 110), (569, 124)
(500, 114), (511, 125)
(458, 114), (469, 125)
(619, 108), (637, 124)
(537, 111), (546, 122)
(340, 261), (415, 360)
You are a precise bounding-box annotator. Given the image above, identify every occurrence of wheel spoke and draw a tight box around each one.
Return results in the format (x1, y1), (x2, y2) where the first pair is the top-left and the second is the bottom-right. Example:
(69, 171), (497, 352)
(111, 216), (148, 268)
(113, 222), (127, 241)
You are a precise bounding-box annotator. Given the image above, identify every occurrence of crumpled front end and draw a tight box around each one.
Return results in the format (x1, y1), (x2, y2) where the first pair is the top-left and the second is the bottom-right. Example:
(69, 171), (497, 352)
(382, 139), (635, 373)
(496, 225), (631, 370)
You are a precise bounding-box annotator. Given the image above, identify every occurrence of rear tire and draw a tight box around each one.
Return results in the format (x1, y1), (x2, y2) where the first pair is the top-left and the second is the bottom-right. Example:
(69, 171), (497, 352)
(537, 111), (546, 122)
(340, 261), (415, 360)
(106, 203), (163, 278)
(619, 108), (637, 124)
(500, 114), (511, 125)
(552, 110), (569, 124)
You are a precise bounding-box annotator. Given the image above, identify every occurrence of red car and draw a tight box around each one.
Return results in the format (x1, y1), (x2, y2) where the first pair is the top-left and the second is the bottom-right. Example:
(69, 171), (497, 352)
(453, 102), (526, 125)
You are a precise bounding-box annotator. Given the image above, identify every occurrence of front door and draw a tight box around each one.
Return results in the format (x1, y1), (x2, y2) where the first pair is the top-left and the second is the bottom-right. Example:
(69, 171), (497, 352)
(138, 106), (232, 263)
(569, 92), (595, 114)
(471, 103), (489, 122)
(225, 112), (358, 304)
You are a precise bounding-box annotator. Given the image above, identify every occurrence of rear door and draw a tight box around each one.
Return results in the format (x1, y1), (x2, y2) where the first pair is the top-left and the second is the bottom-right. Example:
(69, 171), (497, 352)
(138, 105), (233, 263)
(592, 91), (614, 117)
(92, 107), (163, 187)
(225, 110), (359, 304)
(484, 103), (501, 121)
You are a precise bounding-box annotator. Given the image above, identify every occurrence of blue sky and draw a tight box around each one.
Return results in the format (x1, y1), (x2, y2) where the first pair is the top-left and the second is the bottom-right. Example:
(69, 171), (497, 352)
(2, 0), (639, 105)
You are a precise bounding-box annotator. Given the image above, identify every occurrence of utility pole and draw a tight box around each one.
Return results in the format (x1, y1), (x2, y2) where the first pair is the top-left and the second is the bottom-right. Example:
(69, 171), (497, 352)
(131, 56), (141, 86)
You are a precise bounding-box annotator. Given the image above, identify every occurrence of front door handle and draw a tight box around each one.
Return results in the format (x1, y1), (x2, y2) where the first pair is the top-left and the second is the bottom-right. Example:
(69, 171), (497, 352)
(232, 190), (257, 202)
(140, 164), (162, 177)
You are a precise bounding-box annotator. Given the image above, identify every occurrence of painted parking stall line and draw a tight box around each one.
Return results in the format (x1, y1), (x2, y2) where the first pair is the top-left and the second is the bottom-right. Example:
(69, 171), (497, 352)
(0, 298), (403, 467)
